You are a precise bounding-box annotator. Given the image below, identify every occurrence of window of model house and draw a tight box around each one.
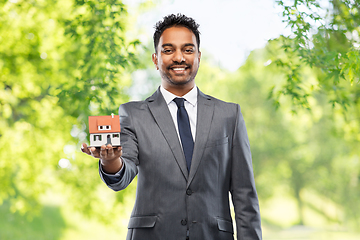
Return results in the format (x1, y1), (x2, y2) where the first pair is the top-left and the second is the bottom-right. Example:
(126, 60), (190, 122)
(93, 135), (102, 141)
(98, 125), (111, 131)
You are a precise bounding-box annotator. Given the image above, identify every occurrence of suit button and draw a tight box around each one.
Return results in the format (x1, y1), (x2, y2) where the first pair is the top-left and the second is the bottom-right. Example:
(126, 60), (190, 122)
(181, 219), (187, 225)
(186, 189), (192, 195)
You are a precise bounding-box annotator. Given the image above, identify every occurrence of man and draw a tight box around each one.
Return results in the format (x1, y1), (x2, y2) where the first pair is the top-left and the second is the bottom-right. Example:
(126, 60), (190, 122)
(82, 13), (262, 240)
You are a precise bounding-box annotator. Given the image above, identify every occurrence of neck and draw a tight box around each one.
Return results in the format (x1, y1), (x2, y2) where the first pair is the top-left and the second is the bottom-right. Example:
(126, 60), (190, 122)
(163, 85), (194, 97)
(162, 81), (195, 97)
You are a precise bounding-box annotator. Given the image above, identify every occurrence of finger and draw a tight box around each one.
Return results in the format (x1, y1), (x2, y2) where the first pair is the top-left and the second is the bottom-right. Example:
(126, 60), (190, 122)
(107, 144), (115, 158)
(81, 143), (90, 154)
(81, 143), (93, 156)
(89, 147), (100, 158)
(99, 144), (107, 159)
(116, 146), (123, 156)
(115, 146), (123, 163)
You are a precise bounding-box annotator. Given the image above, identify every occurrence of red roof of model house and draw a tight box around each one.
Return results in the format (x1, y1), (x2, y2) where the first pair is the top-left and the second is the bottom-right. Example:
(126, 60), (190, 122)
(88, 114), (120, 134)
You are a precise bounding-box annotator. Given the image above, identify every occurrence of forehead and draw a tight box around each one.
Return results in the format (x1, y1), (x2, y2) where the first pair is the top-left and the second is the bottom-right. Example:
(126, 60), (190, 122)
(159, 26), (197, 49)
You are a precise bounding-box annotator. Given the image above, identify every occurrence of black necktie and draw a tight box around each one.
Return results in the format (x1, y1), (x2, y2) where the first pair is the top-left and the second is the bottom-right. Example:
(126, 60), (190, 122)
(173, 98), (194, 171)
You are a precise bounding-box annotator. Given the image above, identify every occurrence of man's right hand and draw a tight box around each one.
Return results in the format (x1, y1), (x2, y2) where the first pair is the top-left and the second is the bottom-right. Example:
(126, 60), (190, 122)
(81, 143), (123, 174)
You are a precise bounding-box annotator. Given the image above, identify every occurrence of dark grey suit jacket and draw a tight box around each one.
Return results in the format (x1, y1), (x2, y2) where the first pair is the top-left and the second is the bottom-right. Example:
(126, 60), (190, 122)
(100, 88), (262, 240)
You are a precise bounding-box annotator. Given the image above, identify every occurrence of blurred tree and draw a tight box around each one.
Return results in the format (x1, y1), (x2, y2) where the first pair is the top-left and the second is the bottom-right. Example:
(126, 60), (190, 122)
(0, 0), (139, 223)
(272, 0), (360, 110)
(268, 0), (360, 228)
(246, 43), (359, 228)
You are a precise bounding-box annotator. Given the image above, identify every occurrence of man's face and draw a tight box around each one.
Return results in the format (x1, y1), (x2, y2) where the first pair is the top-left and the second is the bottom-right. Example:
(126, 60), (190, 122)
(152, 26), (201, 90)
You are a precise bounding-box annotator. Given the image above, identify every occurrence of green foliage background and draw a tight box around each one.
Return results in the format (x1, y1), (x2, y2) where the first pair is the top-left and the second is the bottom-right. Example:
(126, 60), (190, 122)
(0, 0), (359, 239)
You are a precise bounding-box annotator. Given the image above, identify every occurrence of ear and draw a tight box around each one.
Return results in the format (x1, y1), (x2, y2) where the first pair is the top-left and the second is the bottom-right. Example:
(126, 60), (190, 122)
(152, 53), (159, 70)
(198, 51), (201, 63)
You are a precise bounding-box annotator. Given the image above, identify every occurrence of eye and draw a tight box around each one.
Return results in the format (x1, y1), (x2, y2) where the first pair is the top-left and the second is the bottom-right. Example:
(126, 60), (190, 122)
(162, 49), (173, 54)
(184, 48), (195, 53)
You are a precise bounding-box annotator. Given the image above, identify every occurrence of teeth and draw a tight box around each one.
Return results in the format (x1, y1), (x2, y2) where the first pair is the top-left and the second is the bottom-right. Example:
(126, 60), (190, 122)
(172, 68), (185, 71)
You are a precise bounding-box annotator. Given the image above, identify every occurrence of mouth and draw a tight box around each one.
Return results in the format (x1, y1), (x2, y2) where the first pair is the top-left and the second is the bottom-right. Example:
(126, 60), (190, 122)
(169, 65), (190, 74)
(172, 67), (186, 71)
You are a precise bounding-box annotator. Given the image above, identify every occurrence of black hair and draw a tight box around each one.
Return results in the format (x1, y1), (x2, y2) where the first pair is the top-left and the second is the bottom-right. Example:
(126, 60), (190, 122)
(153, 13), (200, 52)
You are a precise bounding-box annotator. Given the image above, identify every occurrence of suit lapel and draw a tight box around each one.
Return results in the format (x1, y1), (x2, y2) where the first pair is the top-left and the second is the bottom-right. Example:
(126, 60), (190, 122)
(187, 90), (214, 187)
(146, 88), (189, 179)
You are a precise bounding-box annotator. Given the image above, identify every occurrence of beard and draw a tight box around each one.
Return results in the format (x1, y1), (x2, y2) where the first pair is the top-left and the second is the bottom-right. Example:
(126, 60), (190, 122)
(160, 63), (199, 86)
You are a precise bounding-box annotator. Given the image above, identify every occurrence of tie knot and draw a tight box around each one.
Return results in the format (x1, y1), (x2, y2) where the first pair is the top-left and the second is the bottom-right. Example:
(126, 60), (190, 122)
(173, 97), (185, 108)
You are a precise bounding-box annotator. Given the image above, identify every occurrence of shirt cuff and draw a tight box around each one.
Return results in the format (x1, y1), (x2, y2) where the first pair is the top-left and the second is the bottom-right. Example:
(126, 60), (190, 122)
(99, 160), (125, 184)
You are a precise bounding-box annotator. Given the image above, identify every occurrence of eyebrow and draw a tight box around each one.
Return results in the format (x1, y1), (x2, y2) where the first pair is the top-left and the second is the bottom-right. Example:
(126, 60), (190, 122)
(184, 43), (196, 48)
(161, 43), (196, 48)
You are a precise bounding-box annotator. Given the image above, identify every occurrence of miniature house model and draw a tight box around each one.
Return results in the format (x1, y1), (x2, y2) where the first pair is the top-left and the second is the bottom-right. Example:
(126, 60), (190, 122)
(88, 113), (120, 147)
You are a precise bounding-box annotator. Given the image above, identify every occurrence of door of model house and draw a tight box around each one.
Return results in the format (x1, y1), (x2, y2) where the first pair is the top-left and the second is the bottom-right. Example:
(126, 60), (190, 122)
(106, 134), (111, 145)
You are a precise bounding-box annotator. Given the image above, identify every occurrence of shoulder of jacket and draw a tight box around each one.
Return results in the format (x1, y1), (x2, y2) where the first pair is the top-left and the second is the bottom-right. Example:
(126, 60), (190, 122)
(119, 100), (148, 113)
(205, 94), (239, 108)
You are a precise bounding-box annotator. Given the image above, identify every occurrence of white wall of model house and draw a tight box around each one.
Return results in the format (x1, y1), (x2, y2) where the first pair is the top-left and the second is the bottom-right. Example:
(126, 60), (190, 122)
(90, 132), (120, 147)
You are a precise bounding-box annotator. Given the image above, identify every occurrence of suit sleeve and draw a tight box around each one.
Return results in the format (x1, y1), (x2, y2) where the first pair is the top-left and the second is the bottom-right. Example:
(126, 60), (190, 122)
(98, 103), (139, 191)
(99, 162), (125, 184)
(230, 104), (262, 240)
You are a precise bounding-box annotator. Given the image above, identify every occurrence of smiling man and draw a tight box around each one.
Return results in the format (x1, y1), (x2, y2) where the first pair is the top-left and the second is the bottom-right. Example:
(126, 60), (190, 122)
(81, 13), (262, 240)
(152, 25), (201, 96)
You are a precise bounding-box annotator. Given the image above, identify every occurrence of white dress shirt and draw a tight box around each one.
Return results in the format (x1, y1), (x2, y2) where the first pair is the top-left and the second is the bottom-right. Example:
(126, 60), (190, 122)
(160, 85), (198, 141)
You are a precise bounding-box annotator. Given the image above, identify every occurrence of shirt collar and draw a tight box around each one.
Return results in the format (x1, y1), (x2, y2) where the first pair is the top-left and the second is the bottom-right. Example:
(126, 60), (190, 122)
(160, 85), (198, 107)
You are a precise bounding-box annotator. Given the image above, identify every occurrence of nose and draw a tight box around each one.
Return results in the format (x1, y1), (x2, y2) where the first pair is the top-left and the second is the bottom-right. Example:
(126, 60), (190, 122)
(172, 49), (185, 63)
